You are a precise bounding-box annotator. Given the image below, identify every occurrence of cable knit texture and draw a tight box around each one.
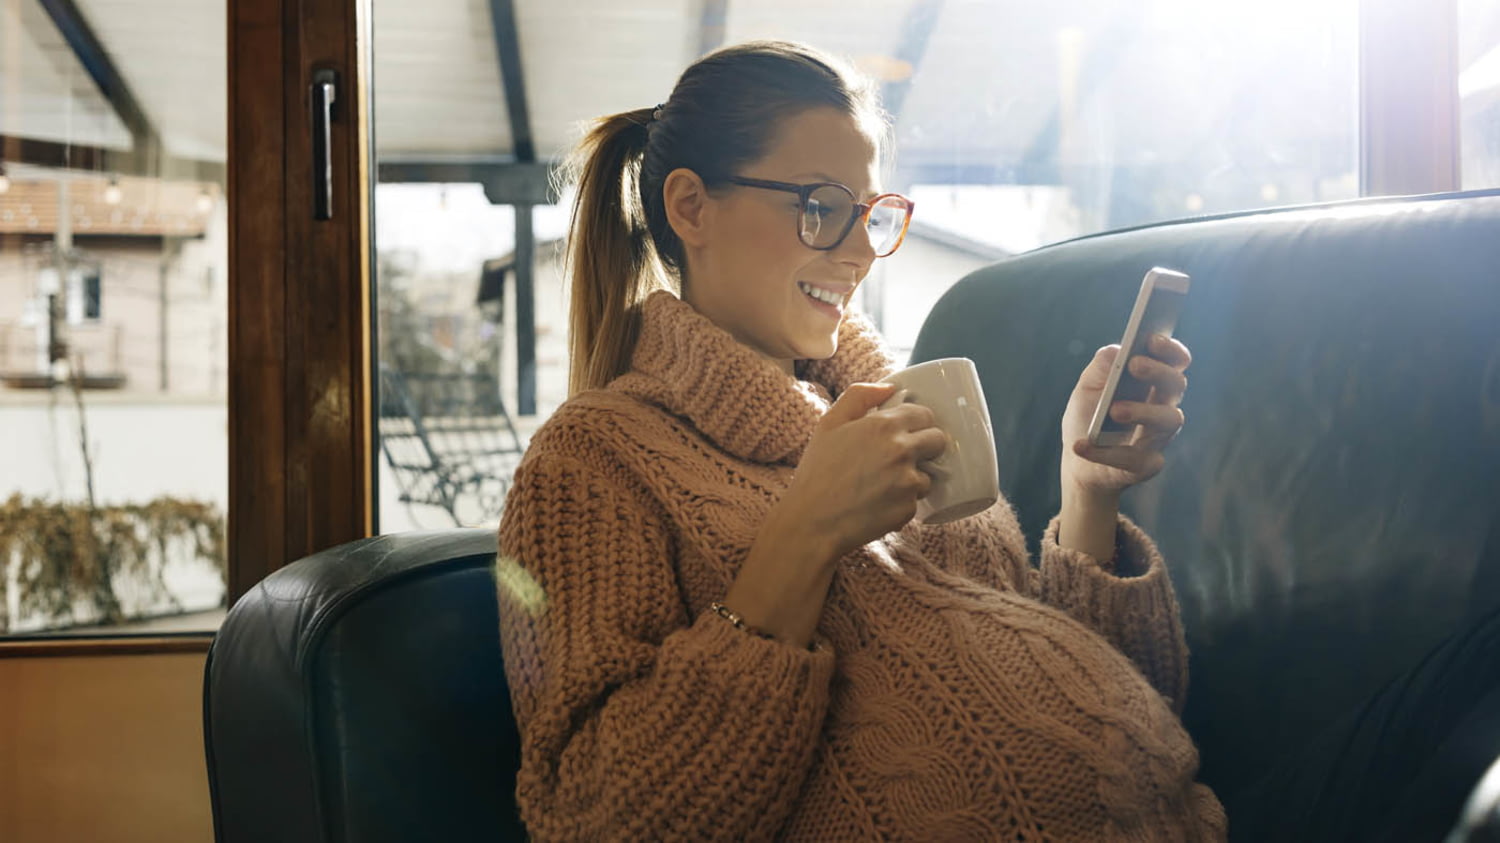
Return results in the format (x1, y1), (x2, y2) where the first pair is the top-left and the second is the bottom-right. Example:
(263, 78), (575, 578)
(497, 290), (1227, 841)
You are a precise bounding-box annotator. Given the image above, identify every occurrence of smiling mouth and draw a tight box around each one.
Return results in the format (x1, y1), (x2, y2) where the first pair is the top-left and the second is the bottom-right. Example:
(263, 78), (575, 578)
(797, 281), (847, 307)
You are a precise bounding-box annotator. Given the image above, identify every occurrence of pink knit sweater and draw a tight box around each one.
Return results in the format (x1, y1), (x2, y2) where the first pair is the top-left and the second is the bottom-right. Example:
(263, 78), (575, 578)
(497, 290), (1227, 841)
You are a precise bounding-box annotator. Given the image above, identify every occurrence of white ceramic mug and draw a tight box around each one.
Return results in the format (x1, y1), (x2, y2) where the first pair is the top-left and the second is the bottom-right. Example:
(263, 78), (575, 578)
(878, 357), (1000, 525)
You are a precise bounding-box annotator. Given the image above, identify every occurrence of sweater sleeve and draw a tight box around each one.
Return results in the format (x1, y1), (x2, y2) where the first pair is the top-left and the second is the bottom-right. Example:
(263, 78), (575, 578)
(1036, 513), (1191, 714)
(497, 450), (837, 842)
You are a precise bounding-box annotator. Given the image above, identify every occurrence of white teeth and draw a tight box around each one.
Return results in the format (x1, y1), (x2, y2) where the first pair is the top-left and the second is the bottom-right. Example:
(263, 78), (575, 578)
(798, 282), (844, 307)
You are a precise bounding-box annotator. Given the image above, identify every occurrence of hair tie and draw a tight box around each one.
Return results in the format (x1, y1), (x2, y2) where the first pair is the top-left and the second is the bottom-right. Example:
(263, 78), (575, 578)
(650, 103), (665, 123)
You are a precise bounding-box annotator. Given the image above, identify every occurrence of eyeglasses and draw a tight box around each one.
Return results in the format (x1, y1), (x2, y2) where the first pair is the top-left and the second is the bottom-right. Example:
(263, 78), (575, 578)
(727, 177), (915, 258)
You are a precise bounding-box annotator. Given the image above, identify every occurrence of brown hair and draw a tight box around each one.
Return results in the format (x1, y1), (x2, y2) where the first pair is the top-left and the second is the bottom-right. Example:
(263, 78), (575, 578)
(561, 41), (884, 395)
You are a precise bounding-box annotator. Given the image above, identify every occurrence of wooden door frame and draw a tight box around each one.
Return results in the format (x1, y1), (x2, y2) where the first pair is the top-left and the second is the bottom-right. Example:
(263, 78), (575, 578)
(228, 0), (374, 602)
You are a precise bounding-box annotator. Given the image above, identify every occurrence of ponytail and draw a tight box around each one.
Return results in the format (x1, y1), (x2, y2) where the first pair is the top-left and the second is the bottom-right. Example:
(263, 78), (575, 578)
(563, 107), (662, 396)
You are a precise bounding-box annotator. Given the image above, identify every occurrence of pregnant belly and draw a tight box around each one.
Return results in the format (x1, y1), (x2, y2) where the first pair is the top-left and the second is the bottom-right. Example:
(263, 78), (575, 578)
(819, 594), (1205, 839)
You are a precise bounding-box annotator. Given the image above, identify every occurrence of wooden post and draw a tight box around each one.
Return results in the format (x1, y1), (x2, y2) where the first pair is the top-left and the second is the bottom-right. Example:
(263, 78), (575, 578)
(1360, 0), (1460, 195)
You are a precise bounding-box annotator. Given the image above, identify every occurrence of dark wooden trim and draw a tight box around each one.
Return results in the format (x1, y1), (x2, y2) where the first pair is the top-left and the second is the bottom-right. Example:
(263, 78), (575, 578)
(283, 0), (374, 560)
(228, 0), (373, 604)
(229, 0), (290, 603)
(0, 135), (224, 185)
(0, 134), (108, 171)
(5, 233), (175, 248)
(0, 635), (214, 659)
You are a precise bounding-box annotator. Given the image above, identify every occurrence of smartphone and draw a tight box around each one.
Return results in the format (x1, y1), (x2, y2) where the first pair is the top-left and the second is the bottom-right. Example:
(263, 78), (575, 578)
(1086, 267), (1191, 447)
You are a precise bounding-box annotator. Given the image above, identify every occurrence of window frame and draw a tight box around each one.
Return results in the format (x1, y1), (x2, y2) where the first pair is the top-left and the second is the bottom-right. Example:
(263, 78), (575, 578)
(0, 0), (375, 655)
(0, 0), (1469, 655)
(1360, 0), (1461, 195)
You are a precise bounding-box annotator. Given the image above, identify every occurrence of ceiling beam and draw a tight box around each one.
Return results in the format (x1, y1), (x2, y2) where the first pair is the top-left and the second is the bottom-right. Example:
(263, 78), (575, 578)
(35, 0), (159, 158)
(486, 0), (535, 163)
(376, 160), (555, 205)
(483, 0), (542, 415)
(881, 0), (944, 123)
(698, 0), (728, 57)
(1014, 21), (1131, 187)
(882, 0), (945, 202)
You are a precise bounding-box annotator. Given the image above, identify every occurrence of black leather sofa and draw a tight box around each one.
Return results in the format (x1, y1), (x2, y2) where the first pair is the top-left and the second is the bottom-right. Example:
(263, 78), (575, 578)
(204, 189), (1500, 841)
(911, 188), (1500, 801)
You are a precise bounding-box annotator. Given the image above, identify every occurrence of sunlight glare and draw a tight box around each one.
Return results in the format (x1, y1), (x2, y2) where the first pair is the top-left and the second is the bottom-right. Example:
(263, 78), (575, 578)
(495, 555), (547, 616)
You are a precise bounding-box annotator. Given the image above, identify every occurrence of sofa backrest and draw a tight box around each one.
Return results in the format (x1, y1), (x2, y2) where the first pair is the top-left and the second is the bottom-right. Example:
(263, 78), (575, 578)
(910, 190), (1500, 795)
(203, 530), (523, 842)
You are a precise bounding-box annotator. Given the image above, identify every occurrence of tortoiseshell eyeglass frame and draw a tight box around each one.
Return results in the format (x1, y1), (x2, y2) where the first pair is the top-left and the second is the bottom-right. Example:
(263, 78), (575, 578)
(727, 176), (915, 258)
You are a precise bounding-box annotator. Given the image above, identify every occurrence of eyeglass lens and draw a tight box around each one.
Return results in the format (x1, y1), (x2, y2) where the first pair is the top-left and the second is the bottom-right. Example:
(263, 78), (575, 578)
(800, 185), (908, 255)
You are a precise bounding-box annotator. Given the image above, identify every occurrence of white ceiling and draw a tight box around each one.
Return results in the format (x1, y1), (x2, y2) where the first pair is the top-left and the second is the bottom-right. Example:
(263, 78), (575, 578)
(374, 0), (511, 157)
(73, 0), (226, 161)
(0, 0), (1401, 180)
(511, 0), (692, 157)
(374, 0), (700, 159)
(0, 0), (131, 150)
(372, 0), (1362, 171)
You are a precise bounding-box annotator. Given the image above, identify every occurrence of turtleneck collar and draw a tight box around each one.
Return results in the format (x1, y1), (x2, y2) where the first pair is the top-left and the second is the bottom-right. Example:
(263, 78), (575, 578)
(610, 290), (896, 465)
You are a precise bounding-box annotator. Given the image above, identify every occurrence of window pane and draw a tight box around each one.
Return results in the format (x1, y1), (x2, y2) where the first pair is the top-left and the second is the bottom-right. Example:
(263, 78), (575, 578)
(0, 0), (228, 635)
(372, 186), (563, 531)
(1461, 0), (1500, 189)
(372, 0), (1359, 529)
(730, 0), (1358, 357)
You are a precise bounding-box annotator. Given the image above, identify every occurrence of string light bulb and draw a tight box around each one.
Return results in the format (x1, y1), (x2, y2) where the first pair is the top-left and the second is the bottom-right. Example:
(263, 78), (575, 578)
(103, 176), (123, 205)
(0, 165), (10, 195)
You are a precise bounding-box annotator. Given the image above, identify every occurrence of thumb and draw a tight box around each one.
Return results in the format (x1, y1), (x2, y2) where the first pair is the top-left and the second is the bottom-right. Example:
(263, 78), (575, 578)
(1080, 345), (1121, 389)
(821, 382), (899, 430)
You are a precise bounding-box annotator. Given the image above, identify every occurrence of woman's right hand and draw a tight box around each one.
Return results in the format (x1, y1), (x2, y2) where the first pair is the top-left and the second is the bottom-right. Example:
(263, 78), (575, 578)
(724, 383), (948, 648)
(780, 382), (950, 561)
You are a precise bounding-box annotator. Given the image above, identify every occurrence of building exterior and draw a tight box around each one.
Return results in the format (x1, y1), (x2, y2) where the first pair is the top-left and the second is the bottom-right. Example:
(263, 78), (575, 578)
(0, 173), (226, 396)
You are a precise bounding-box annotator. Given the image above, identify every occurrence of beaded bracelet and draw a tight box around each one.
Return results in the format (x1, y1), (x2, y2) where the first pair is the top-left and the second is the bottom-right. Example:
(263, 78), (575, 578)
(708, 601), (777, 641)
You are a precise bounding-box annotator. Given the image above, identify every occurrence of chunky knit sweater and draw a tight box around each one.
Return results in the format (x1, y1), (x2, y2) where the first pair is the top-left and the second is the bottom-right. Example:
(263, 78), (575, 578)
(497, 290), (1227, 841)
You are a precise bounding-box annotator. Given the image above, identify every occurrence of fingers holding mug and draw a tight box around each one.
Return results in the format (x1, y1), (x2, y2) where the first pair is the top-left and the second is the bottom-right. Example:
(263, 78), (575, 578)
(878, 358), (999, 525)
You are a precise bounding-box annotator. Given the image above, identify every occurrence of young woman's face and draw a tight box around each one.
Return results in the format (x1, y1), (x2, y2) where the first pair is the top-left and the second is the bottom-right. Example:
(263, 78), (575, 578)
(685, 106), (882, 371)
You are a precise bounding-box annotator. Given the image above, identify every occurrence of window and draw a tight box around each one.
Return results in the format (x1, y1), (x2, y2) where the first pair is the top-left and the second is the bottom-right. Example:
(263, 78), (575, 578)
(1, 0), (229, 635)
(1461, 0), (1500, 188)
(370, 0), (1475, 534)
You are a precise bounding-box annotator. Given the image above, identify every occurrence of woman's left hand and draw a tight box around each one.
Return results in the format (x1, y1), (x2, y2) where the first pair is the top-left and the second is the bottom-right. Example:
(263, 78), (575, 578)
(1060, 334), (1192, 499)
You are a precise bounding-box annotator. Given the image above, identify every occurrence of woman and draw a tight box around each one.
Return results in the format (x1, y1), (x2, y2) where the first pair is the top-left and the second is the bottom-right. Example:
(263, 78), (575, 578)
(498, 40), (1210, 840)
(496, 40), (1496, 841)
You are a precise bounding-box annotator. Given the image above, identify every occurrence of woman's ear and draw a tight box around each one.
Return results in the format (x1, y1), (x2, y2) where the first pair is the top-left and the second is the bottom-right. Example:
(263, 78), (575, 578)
(663, 167), (714, 249)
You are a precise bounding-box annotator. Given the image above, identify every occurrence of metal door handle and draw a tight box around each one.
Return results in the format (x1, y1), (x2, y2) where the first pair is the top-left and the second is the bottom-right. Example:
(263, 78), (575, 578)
(311, 69), (338, 220)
